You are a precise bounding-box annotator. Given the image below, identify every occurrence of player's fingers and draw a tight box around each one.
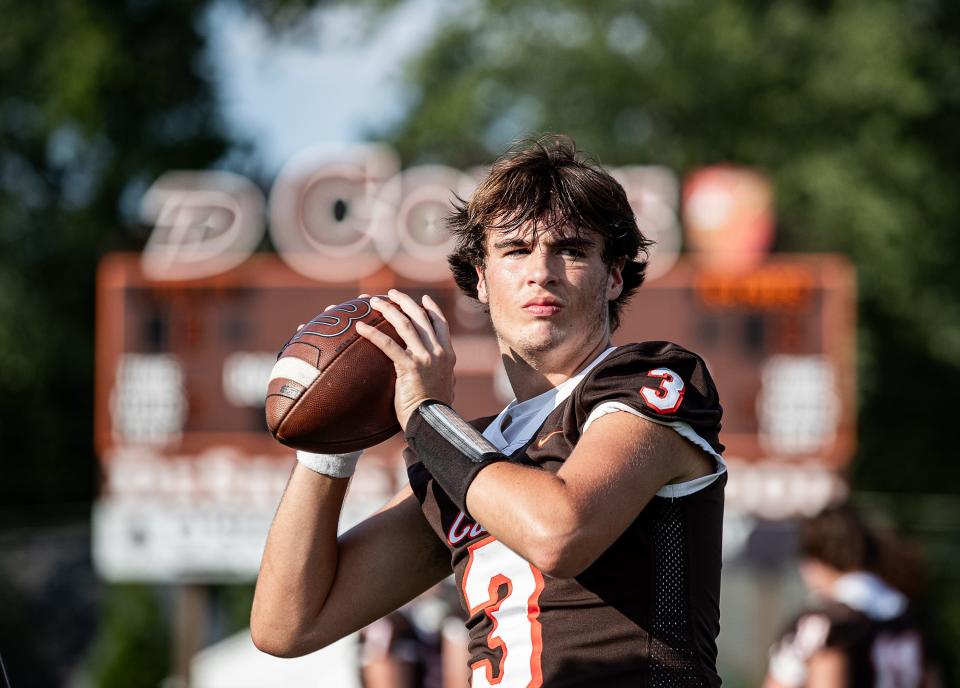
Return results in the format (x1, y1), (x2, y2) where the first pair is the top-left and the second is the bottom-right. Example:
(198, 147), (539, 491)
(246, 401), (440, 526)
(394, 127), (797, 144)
(369, 296), (432, 358)
(355, 320), (409, 363)
(388, 289), (445, 353)
(421, 294), (452, 353)
(378, 291), (441, 352)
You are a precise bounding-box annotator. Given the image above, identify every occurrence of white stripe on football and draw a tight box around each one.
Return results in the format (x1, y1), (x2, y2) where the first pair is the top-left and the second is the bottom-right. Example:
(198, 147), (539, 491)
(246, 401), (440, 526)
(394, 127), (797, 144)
(269, 356), (320, 388)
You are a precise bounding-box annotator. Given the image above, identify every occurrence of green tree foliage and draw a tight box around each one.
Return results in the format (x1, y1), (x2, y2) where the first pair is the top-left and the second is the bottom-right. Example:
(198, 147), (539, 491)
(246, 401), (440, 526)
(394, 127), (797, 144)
(0, 0), (231, 682)
(0, 0), (229, 509)
(84, 585), (170, 688)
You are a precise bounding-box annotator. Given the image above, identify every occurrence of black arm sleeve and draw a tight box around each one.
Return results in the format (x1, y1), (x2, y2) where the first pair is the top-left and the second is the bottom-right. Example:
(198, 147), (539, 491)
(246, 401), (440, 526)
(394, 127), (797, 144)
(404, 400), (506, 516)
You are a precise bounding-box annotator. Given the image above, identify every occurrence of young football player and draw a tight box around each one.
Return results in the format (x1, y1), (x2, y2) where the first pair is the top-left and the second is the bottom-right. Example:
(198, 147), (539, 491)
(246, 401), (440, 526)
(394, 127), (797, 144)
(251, 135), (727, 686)
(764, 503), (940, 688)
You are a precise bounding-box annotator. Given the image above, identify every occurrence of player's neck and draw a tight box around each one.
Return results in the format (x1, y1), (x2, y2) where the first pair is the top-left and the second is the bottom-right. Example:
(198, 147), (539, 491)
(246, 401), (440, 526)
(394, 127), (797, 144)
(800, 559), (844, 599)
(502, 335), (612, 402)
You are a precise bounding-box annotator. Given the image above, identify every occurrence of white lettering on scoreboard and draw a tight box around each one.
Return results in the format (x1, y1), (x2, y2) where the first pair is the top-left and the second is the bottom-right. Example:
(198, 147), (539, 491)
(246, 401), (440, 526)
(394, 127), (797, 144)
(138, 143), (682, 285)
(94, 446), (400, 581)
(110, 354), (187, 446)
(724, 458), (847, 521)
(140, 171), (266, 281)
(93, 498), (277, 582)
(222, 352), (276, 407)
(757, 355), (840, 456)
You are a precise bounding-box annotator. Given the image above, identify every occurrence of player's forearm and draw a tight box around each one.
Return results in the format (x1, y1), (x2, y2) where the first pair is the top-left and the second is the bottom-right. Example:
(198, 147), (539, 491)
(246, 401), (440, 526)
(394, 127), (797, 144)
(250, 463), (349, 656)
(405, 402), (639, 577)
(465, 462), (595, 577)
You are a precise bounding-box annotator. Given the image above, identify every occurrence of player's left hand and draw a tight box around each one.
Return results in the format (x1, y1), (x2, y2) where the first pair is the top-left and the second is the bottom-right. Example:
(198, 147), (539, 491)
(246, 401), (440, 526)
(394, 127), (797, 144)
(356, 289), (456, 430)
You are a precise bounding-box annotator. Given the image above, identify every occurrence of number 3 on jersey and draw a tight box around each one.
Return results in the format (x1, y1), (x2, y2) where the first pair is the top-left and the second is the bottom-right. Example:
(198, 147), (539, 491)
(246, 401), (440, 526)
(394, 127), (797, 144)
(640, 367), (685, 413)
(462, 537), (545, 687)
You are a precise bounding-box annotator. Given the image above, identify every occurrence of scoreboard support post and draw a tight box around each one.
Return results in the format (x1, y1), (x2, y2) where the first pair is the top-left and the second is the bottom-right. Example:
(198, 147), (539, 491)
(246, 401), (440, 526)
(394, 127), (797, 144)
(172, 584), (209, 687)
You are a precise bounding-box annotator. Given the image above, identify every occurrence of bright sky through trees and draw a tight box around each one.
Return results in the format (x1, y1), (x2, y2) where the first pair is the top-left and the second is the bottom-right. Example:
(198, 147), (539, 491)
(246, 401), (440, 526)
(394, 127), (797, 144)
(205, 0), (441, 172)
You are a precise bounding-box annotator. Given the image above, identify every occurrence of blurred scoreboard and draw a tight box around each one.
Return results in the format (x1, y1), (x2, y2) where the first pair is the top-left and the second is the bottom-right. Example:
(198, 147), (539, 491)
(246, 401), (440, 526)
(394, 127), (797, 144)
(93, 252), (855, 580)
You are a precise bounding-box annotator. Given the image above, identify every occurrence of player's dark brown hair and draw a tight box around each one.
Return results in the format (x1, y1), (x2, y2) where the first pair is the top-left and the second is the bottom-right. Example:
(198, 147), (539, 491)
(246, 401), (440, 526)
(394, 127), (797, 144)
(800, 503), (882, 574)
(800, 502), (924, 597)
(447, 134), (653, 331)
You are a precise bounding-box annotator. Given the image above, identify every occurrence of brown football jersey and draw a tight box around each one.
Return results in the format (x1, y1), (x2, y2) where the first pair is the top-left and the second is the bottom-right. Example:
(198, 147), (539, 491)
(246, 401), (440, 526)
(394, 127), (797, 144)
(408, 342), (725, 687)
(768, 576), (933, 687)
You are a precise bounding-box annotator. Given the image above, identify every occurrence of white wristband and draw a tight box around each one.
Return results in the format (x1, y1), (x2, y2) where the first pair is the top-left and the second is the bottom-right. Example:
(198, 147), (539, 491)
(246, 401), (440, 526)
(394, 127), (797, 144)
(296, 450), (363, 478)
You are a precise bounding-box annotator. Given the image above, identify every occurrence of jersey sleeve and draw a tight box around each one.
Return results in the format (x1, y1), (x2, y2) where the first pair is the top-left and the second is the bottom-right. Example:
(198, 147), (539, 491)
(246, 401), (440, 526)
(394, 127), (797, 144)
(576, 342), (724, 456)
(767, 612), (832, 687)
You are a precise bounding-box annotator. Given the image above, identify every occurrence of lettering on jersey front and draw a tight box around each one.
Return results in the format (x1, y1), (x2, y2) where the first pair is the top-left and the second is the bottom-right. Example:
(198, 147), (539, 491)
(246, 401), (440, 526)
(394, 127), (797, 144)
(871, 631), (923, 688)
(447, 511), (488, 545)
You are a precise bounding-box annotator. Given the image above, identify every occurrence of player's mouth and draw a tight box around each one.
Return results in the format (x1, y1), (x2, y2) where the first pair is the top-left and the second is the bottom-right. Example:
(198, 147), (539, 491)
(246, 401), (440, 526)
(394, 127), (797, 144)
(522, 297), (563, 316)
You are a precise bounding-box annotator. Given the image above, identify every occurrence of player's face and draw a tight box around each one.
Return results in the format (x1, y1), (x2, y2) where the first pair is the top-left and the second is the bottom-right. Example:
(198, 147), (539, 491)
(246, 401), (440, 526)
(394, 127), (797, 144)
(475, 224), (624, 364)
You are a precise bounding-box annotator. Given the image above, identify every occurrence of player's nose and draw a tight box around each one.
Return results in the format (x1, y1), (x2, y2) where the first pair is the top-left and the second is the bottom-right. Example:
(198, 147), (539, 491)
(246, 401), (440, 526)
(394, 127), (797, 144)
(524, 247), (560, 286)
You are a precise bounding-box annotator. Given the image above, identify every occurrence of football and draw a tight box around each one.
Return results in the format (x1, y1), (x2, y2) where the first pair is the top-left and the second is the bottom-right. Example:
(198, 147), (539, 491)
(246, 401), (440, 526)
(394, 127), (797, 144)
(265, 296), (402, 453)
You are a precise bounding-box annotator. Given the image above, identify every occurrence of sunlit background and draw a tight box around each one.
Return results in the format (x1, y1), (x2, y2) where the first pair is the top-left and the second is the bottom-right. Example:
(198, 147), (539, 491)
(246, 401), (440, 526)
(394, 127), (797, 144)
(2, 1), (959, 686)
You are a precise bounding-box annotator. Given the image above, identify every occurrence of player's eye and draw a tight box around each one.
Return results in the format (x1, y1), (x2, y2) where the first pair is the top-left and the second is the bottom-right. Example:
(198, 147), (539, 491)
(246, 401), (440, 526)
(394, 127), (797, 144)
(559, 247), (585, 258)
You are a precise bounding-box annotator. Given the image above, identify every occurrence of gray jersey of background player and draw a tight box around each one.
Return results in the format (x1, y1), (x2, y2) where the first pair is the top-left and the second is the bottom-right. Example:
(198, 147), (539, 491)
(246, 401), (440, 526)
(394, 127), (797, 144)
(251, 135), (728, 686)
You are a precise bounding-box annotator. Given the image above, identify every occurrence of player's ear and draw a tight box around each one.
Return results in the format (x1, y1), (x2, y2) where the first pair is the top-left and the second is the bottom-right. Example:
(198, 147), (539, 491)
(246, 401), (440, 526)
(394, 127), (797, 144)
(476, 265), (489, 304)
(607, 257), (626, 301)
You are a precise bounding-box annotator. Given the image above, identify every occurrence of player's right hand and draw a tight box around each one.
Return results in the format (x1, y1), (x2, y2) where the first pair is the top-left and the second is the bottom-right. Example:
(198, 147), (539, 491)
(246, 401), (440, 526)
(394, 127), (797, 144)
(357, 289), (456, 431)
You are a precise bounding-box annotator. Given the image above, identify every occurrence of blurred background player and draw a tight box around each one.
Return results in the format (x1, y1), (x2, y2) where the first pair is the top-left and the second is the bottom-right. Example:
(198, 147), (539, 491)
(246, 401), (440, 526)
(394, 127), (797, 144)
(357, 581), (467, 688)
(763, 502), (940, 688)
(359, 610), (437, 688)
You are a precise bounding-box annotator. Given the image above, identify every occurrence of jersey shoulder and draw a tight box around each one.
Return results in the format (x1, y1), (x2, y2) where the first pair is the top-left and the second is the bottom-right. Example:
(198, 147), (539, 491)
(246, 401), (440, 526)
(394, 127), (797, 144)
(574, 342), (723, 452)
(776, 602), (873, 653)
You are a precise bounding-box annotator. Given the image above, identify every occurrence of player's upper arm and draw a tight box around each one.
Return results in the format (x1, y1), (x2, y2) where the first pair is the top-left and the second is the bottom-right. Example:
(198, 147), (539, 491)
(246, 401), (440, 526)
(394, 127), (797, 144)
(806, 648), (848, 687)
(307, 486), (450, 647)
(255, 485), (450, 656)
(549, 409), (716, 571)
(466, 407), (718, 578)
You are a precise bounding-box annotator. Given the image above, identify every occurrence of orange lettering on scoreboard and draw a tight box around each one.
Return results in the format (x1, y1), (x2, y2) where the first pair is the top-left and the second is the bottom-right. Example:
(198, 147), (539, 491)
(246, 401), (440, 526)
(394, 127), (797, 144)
(695, 265), (816, 310)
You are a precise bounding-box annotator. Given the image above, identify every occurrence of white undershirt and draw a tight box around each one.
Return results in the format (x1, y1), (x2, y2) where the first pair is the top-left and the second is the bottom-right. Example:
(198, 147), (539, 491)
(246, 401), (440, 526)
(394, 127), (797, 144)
(481, 346), (726, 498)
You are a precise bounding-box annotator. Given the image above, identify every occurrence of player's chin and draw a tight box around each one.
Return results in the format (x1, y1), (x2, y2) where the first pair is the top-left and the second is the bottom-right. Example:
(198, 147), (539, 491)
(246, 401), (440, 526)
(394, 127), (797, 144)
(516, 326), (567, 354)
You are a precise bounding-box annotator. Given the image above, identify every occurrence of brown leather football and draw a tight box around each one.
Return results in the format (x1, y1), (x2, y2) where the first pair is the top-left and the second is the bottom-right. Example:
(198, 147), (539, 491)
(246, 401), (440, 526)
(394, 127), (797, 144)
(265, 296), (402, 453)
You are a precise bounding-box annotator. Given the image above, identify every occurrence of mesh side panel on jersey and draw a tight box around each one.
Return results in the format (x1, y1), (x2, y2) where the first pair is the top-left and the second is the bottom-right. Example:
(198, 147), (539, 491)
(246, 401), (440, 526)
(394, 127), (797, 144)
(649, 501), (706, 687)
